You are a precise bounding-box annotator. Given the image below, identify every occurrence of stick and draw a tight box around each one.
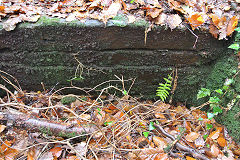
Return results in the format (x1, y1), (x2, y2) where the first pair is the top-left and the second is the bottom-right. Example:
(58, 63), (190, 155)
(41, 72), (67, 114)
(0, 112), (97, 138)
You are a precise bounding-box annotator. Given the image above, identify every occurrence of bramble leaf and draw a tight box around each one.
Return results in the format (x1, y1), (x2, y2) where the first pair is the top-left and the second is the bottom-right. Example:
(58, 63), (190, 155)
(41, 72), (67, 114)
(197, 88), (210, 99)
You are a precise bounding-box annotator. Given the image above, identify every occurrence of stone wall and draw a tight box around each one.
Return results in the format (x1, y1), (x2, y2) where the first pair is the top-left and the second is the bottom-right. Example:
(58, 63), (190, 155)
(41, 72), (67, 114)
(0, 16), (235, 104)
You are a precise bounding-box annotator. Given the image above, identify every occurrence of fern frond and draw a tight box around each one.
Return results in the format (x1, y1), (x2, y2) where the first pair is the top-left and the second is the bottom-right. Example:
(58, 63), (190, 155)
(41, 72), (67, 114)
(156, 75), (172, 102)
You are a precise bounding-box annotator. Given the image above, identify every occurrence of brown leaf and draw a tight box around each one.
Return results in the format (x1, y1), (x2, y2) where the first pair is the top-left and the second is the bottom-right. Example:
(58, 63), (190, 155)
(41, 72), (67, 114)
(209, 24), (219, 38)
(0, 148), (19, 160)
(166, 14), (182, 30)
(187, 13), (204, 30)
(186, 156), (196, 160)
(3, 16), (22, 31)
(147, 8), (163, 18)
(194, 136), (205, 148)
(136, 148), (167, 160)
(205, 144), (220, 158)
(0, 125), (6, 133)
(209, 130), (220, 140)
(152, 136), (167, 151)
(185, 132), (200, 142)
(226, 16), (238, 36)
(155, 13), (167, 25)
(102, 1), (122, 23)
(50, 147), (62, 158)
(217, 137), (227, 147)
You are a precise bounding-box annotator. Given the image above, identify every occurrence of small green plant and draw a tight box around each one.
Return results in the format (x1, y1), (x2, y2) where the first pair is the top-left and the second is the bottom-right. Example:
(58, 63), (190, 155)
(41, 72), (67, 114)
(228, 27), (240, 51)
(156, 75), (172, 101)
(197, 75), (240, 120)
(197, 28), (240, 120)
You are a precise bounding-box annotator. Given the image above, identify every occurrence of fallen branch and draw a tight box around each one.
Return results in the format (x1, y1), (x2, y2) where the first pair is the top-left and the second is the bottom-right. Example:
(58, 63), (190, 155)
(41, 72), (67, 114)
(0, 112), (97, 138)
(154, 124), (210, 160)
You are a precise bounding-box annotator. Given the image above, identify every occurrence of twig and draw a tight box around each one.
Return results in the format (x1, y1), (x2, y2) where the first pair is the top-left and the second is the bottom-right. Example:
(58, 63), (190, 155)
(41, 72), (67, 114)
(183, 23), (198, 49)
(0, 112), (97, 138)
(154, 124), (210, 160)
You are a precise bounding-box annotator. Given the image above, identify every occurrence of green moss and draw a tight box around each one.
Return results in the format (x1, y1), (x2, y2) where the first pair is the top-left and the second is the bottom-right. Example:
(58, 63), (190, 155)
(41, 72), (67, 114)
(61, 96), (77, 104)
(206, 56), (238, 90)
(216, 105), (240, 144)
(129, 19), (149, 27)
(112, 14), (128, 21)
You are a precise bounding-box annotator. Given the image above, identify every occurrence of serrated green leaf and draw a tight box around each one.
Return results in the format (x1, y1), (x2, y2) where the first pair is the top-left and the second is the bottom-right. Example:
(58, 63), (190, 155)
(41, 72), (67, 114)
(209, 96), (220, 103)
(206, 123), (213, 130)
(123, 90), (127, 95)
(228, 44), (240, 50)
(203, 134), (208, 140)
(206, 144), (210, 148)
(104, 121), (113, 126)
(149, 122), (156, 131)
(222, 85), (229, 90)
(215, 89), (223, 94)
(235, 27), (240, 32)
(143, 131), (149, 138)
(213, 106), (222, 114)
(197, 88), (210, 99)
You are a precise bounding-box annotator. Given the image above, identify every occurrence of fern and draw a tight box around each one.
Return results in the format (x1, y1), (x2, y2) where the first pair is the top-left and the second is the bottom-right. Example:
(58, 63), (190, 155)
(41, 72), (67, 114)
(156, 75), (172, 101)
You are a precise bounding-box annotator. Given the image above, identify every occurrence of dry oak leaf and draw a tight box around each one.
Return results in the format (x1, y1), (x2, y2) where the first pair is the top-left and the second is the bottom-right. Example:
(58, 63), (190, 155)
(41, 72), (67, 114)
(186, 156), (196, 160)
(102, 1), (122, 23)
(136, 148), (168, 160)
(185, 132), (200, 142)
(166, 14), (182, 30)
(147, 8), (163, 18)
(0, 125), (6, 133)
(152, 136), (167, 151)
(217, 137), (227, 147)
(155, 13), (167, 25)
(227, 16), (238, 36)
(50, 147), (62, 158)
(205, 144), (220, 158)
(187, 13), (204, 30)
(209, 24), (219, 38)
(208, 130), (220, 140)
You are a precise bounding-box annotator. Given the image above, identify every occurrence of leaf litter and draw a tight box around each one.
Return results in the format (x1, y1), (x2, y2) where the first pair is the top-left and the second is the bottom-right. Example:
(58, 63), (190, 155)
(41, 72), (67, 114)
(0, 72), (240, 160)
(0, 0), (239, 40)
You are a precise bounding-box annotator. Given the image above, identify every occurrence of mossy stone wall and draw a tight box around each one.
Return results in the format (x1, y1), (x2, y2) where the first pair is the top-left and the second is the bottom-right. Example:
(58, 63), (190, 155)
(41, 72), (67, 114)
(0, 16), (234, 105)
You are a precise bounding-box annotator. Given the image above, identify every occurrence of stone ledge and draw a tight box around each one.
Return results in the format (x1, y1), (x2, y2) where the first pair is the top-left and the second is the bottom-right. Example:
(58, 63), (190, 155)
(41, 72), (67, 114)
(0, 16), (235, 105)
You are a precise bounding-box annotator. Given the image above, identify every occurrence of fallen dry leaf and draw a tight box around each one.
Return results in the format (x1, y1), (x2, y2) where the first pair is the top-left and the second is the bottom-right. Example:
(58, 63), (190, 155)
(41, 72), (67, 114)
(152, 136), (167, 151)
(186, 156), (196, 160)
(226, 16), (238, 36)
(102, 1), (122, 23)
(205, 144), (220, 158)
(185, 132), (200, 142)
(209, 130), (220, 140)
(50, 147), (62, 158)
(166, 14), (182, 30)
(187, 13), (204, 30)
(0, 125), (6, 133)
(217, 137), (227, 147)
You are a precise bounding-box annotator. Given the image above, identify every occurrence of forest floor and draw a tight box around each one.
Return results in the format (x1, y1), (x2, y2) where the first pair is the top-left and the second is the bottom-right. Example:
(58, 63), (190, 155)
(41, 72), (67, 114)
(0, 74), (240, 160)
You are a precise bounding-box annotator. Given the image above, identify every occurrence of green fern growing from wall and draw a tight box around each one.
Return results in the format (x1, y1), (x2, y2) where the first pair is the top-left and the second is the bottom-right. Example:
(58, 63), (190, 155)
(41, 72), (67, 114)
(156, 75), (172, 101)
